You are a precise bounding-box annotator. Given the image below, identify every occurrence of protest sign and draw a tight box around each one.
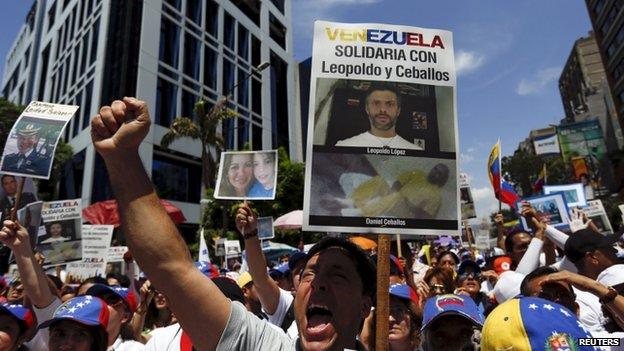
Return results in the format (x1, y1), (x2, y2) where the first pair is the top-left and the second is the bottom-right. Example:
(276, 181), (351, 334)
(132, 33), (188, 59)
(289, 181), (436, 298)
(459, 173), (476, 220)
(224, 240), (242, 256)
(67, 225), (114, 280)
(303, 21), (458, 235)
(214, 150), (278, 200)
(107, 246), (129, 263)
(215, 238), (226, 257)
(582, 199), (613, 234)
(0, 176), (38, 223)
(39, 199), (82, 266)
(543, 183), (586, 207)
(257, 217), (275, 240)
(0, 102), (78, 179)
(516, 193), (570, 231)
(16, 201), (43, 248)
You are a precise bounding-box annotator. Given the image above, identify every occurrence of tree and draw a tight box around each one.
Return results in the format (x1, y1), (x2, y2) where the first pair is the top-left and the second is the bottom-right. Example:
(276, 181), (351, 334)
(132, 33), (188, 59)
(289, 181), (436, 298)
(502, 150), (572, 197)
(160, 99), (237, 190)
(0, 98), (73, 200)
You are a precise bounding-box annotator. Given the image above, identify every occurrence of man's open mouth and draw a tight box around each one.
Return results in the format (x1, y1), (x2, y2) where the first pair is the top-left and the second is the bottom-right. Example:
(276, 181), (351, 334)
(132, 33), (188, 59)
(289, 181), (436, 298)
(306, 305), (334, 336)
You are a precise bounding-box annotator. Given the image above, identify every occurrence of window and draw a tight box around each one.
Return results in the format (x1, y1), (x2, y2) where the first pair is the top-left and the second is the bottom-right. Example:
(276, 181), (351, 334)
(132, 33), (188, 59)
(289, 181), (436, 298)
(252, 122), (262, 150)
(82, 80), (93, 129)
(237, 67), (249, 107)
(156, 78), (178, 126)
(205, 0), (218, 37)
(182, 90), (198, 120)
(203, 45), (217, 89)
(251, 35), (261, 67)
(186, 0), (201, 25)
(183, 33), (200, 80)
(222, 58), (235, 94)
(270, 51), (289, 153)
(152, 154), (201, 202)
(238, 24), (249, 61)
(80, 31), (89, 75)
(90, 18), (100, 64)
(71, 42), (80, 82)
(37, 44), (51, 101)
(269, 14), (286, 49)
(224, 13), (235, 51)
(47, 1), (57, 31)
(230, 0), (260, 25)
(59, 150), (85, 199)
(164, 0), (181, 11)
(252, 78), (261, 115)
(270, 0), (284, 13)
(23, 46), (31, 69)
(72, 91), (82, 137)
(159, 18), (180, 68)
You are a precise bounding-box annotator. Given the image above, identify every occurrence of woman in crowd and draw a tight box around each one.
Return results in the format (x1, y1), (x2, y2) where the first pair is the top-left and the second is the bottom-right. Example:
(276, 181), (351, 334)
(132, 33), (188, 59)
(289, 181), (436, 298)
(388, 284), (422, 351)
(435, 250), (459, 272)
(419, 266), (455, 300)
(248, 151), (276, 197)
(219, 153), (254, 197)
(0, 303), (34, 351)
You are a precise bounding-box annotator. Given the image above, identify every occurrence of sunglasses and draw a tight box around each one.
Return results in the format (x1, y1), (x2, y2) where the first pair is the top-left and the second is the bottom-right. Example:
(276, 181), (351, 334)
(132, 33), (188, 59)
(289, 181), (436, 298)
(458, 272), (480, 281)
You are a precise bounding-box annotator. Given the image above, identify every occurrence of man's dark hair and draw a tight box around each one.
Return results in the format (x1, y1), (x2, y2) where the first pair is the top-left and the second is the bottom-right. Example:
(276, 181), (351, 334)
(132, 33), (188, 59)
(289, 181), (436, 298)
(106, 272), (130, 288)
(0, 175), (15, 184)
(504, 228), (528, 253)
(77, 276), (108, 294)
(519, 266), (574, 297)
(364, 82), (402, 108)
(303, 237), (376, 300)
(436, 250), (459, 265)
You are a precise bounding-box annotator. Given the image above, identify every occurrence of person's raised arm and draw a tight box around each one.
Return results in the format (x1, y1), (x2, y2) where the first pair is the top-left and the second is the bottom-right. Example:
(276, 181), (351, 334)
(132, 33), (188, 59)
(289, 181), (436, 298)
(91, 98), (230, 351)
(515, 202), (546, 275)
(0, 220), (55, 308)
(235, 204), (281, 314)
(494, 213), (506, 250)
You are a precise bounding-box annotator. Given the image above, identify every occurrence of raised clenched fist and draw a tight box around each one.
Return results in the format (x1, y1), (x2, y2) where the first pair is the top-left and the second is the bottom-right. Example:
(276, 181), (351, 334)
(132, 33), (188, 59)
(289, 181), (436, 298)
(91, 97), (151, 158)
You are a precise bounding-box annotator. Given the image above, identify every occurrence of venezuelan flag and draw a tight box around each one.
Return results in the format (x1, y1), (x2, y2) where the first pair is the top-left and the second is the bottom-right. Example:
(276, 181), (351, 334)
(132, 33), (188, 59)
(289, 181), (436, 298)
(488, 140), (520, 208)
(533, 164), (547, 194)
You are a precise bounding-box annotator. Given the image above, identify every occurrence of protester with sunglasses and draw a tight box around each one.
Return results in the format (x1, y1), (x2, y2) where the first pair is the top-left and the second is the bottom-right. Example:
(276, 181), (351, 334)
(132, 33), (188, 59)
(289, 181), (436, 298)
(455, 260), (496, 316)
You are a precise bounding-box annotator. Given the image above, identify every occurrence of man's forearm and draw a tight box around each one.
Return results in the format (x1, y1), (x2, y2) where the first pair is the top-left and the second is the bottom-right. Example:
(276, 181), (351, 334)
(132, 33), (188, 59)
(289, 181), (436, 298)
(496, 225), (505, 250)
(244, 236), (280, 314)
(13, 246), (54, 308)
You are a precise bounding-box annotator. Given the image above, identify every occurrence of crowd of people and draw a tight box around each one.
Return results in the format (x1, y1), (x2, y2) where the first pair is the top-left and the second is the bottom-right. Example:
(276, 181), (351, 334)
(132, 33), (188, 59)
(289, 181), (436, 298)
(0, 97), (623, 350)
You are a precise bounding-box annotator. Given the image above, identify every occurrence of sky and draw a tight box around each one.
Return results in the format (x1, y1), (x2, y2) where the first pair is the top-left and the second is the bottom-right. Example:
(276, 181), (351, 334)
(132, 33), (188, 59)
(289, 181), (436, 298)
(0, 1), (593, 220)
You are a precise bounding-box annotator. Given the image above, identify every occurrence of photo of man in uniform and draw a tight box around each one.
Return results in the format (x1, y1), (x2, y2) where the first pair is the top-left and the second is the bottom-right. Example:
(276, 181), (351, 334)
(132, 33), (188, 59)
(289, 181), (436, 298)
(1, 123), (51, 177)
(335, 83), (421, 150)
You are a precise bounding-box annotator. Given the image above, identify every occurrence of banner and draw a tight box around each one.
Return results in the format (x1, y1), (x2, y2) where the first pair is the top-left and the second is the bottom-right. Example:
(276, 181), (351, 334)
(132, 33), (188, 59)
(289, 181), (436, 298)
(39, 199), (82, 266)
(0, 102), (78, 179)
(67, 225), (114, 280)
(533, 134), (560, 155)
(582, 199), (613, 234)
(303, 21), (459, 235)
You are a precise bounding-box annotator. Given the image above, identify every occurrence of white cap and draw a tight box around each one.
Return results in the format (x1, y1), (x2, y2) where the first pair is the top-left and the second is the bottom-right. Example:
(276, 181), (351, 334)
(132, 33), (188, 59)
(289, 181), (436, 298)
(596, 264), (624, 286)
(492, 271), (525, 304)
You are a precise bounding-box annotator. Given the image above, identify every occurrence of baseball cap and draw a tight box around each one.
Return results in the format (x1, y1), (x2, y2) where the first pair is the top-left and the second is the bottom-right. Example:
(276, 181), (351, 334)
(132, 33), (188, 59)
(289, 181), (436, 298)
(389, 283), (418, 305)
(458, 260), (481, 277)
(39, 295), (109, 329)
(492, 256), (512, 275)
(0, 303), (34, 331)
(492, 271), (524, 304)
(237, 271), (253, 289)
(212, 277), (245, 304)
(370, 254), (404, 277)
(85, 284), (138, 313)
(421, 294), (484, 332)
(288, 251), (307, 272)
(481, 296), (591, 351)
(195, 261), (219, 279)
(564, 229), (620, 263)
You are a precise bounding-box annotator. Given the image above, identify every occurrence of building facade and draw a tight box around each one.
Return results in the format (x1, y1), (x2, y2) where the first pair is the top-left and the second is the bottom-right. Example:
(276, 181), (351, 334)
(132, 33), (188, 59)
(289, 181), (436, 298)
(2, 0), (301, 232)
(558, 31), (623, 151)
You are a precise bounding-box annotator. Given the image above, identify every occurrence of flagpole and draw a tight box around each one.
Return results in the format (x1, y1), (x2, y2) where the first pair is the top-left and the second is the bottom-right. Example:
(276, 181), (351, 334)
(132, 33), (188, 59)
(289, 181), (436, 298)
(498, 138), (502, 212)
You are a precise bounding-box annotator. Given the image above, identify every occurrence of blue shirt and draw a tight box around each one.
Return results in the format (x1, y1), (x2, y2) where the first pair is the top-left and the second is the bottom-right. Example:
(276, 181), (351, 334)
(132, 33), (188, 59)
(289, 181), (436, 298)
(248, 181), (274, 198)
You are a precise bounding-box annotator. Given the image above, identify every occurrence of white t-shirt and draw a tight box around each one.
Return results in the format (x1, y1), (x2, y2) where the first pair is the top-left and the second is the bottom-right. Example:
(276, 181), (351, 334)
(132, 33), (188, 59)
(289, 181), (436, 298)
(597, 264), (624, 286)
(335, 132), (422, 150)
(109, 336), (144, 351)
(575, 288), (610, 334)
(143, 324), (184, 351)
(25, 298), (62, 351)
(265, 288), (298, 339)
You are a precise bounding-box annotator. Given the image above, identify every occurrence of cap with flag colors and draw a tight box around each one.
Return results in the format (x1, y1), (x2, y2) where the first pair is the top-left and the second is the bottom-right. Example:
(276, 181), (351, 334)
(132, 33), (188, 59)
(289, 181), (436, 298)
(0, 303), (34, 331)
(39, 295), (110, 329)
(481, 296), (592, 351)
(421, 294), (484, 331)
(195, 261), (219, 279)
(488, 140), (520, 208)
(85, 284), (138, 313)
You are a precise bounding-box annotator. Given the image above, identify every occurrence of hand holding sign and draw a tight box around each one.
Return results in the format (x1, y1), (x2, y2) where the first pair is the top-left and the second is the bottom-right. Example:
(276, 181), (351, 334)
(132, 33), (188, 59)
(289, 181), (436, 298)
(91, 97), (151, 158)
(0, 220), (31, 252)
(235, 204), (257, 236)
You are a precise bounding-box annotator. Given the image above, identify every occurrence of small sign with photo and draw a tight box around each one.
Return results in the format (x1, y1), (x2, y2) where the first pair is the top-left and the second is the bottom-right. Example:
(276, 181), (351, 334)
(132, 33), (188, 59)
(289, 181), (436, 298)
(0, 102), (78, 179)
(516, 192), (571, 232)
(214, 150), (278, 200)
(224, 240), (242, 256)
(39, 199), (82, 266)
(582, 199), (613, 234)
(257, 217), (275, 240)
(543, 183), (586, 208)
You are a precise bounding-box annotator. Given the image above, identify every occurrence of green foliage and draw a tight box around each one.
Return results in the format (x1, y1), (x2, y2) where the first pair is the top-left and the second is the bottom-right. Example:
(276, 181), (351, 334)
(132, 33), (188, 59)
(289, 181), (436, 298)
(0, 98), (25, 148)
(502, 150), (573, 197)
(36, 140), (74, 200)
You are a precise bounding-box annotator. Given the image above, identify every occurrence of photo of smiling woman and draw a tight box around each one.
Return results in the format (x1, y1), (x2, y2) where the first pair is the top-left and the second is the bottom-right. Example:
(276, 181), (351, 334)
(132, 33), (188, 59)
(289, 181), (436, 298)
(215, 150), (278, 200)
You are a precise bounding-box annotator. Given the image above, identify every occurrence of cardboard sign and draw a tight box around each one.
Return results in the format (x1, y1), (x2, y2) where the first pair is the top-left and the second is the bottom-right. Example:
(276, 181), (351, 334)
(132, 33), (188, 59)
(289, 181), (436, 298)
(67, 225), (114, 280)
(582, 199), (613, 234)
(107, 246), (128, 263)
(39, 199), (82, 266)
(0, 102), (78, 179)
(303, 21), (459, 235)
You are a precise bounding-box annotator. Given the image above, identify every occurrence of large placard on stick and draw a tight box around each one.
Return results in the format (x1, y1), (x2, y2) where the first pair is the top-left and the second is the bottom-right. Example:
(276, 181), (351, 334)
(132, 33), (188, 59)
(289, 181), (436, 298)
(303, 21), (459, 235)
(39, 199), (82, 266)
(582, 199), (613, 234)
(214, 150), (278, 200)
(0, 102), (78, 179)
